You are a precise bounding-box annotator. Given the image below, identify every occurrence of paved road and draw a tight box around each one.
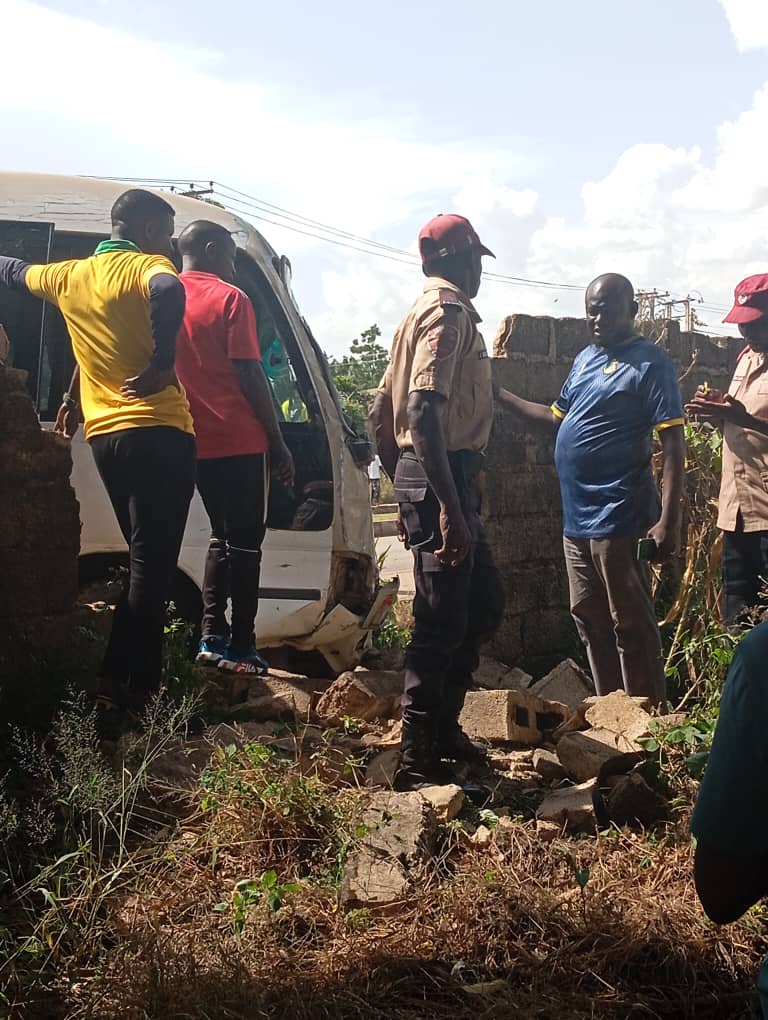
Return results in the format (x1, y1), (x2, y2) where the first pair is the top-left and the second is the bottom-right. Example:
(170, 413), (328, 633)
(375, 536), (415, 596)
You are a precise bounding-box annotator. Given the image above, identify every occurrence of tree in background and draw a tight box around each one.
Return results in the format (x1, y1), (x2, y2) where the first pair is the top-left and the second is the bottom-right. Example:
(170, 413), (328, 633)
(328, 324), (389, 433)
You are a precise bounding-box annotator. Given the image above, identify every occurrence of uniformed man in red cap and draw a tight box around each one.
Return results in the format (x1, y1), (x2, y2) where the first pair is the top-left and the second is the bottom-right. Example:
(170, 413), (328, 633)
(687, 274), (768, 624)
(370, 213), (505, 791)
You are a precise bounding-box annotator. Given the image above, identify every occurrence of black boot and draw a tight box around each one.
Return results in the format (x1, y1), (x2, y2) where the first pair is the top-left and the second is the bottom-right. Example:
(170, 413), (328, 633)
(437, 722), (489, 765)
(394, 715), (455, 791)
(437, 680), (488, 765)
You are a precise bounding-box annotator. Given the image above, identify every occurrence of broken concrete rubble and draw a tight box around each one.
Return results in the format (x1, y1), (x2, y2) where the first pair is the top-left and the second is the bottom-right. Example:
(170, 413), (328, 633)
(555, 727), (643, 783)
(530, 659), (594, 710)
(535, 779), (598, 834)
(229, 675), (326, 723)
(532, 748), (567, 782)
(315, 669), (402, 725)
(459, 689), (569, 745)
(583, 690), (653, 744)
(419, 784), (464, 822)
(341, 791), (436, 909)
(470, 824), (493, 848)
(361, 719), (402, 749)
(473, 655), (533, 692)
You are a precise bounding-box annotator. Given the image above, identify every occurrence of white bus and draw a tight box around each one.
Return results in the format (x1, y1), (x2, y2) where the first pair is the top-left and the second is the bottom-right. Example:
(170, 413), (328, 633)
(0, 172), (397, 673)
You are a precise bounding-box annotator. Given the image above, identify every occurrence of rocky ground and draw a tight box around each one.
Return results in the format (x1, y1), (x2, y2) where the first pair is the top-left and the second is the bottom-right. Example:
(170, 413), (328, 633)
(4, 651), (764, 1019)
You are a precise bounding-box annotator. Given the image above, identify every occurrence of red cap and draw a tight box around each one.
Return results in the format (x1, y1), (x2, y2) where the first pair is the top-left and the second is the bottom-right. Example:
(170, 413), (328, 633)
(724, 274), (768, 324)
(418, 213), (495, 264)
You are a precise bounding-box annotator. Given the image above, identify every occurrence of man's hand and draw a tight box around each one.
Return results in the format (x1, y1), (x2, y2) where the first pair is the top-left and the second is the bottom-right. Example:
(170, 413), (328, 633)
(396, 509), (409, 549)
(647, 519), (676, 563)
(270, 438), (295, 487)
(435, 505), (472, 568)
(54, 401), (79, 439)
(121, 366), (179, 399)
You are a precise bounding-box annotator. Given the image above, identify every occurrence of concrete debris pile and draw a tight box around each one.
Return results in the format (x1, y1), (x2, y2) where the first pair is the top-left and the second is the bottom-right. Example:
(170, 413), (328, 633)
(196, 658), (671, 910)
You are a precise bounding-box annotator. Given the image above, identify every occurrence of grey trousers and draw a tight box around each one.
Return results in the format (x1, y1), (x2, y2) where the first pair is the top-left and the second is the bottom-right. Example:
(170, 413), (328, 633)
(563, 535), (666, 707)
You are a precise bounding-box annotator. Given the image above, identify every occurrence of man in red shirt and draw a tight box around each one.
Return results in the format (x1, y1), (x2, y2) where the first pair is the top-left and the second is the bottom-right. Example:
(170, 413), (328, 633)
(176, 220), (294, 674)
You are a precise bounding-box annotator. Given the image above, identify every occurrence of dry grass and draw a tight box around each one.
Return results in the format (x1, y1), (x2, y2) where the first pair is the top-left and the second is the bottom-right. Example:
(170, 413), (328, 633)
(6, 736), (764, 1020)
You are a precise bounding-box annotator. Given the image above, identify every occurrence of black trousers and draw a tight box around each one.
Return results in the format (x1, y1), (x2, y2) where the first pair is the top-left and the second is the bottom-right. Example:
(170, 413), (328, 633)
(723, 519), (768, 625)
(196, 453), (267, 650)
(91, 426), (196, 695)
(396, 451), (505, 738)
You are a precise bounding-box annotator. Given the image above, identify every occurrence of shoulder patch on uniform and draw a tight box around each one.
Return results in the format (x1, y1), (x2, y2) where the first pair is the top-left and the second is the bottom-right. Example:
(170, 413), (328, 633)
(438, 288), (465, 310)
(425, 323), (460, 359)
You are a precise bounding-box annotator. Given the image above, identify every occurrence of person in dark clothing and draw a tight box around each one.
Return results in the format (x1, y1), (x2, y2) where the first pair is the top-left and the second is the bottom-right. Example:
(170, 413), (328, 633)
(175, 220), (294, 675)
(370, 213), (504, 791)
(0, 188), (196, 715)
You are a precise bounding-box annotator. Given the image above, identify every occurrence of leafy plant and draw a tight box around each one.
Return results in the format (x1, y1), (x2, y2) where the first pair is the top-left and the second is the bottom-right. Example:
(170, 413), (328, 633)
(373, 607), (411, 649)
(215, 871), (301, 934)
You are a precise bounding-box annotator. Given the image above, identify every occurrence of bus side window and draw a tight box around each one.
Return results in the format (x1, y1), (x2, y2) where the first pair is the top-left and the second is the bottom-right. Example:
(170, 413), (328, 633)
(0, 220), (54, 411)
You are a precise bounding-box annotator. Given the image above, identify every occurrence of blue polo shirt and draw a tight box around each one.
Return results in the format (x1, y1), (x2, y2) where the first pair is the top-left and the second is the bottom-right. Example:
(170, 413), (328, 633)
(552, 335), (684, 539)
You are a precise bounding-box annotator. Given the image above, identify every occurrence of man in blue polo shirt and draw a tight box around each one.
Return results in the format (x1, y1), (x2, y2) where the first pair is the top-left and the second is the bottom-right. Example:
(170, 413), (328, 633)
(496, 273), (685, 706)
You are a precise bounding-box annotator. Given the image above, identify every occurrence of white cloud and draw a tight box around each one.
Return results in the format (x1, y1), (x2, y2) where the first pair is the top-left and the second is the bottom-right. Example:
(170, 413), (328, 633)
(718, 0), (768, 51)
(1, 1), (539, 354)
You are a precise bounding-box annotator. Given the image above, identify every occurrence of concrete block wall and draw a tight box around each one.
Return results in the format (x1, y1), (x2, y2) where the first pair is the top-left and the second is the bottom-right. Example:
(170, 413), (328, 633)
(0, 365), (80, 621)
(484, 314), (739, 677)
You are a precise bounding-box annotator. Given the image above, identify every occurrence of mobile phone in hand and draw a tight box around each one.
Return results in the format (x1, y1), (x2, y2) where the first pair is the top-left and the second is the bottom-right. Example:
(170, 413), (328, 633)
(636, 537), (657, 561)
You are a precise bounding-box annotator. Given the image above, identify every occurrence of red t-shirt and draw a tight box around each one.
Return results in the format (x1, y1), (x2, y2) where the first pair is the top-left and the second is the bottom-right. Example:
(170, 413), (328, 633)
(176, 271), (269, 459)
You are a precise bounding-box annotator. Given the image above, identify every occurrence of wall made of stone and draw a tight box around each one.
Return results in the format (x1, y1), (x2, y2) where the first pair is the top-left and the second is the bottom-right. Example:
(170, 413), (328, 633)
(485, 314), (739, 677)
(0, 365), (82, 718)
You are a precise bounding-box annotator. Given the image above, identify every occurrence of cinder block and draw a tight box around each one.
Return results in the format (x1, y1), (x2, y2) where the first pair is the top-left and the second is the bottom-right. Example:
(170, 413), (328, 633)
(554, 318), (590, 361)
(493, 315), (552, 359)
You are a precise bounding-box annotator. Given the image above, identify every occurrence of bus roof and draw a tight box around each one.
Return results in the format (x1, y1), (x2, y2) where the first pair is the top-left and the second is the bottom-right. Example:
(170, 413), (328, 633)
(0, 172), (276, 259)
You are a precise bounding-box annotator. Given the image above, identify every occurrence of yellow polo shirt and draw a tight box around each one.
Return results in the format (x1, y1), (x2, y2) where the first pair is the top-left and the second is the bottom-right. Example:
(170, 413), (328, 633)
(26, 251), (194, 440)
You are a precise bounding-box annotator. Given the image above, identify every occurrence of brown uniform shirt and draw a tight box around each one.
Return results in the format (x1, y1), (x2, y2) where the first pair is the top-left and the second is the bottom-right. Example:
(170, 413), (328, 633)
(718, 347), (768, 532)
(378, 277), (493, 451)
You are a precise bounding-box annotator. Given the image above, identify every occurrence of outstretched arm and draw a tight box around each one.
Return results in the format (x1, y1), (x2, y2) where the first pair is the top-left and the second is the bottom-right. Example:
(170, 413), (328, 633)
(495, 386), (560, 433)
(0, 256), (31, 292)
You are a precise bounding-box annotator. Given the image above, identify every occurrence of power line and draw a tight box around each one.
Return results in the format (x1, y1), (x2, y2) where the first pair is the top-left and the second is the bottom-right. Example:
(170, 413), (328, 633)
(83, 174), (728, 305)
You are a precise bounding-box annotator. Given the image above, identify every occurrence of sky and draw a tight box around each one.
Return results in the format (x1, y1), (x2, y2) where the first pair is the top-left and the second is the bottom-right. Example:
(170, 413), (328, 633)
(3, 0), (768, 355)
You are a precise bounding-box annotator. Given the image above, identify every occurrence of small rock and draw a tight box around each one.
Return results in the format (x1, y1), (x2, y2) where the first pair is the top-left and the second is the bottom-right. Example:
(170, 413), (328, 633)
(419, 784), (465, 822)
(471, 824), (493, 848)
(531, 659), (594, 710)
(532, 748), (567, 782)
(535, 819), (562, 843)
(473, 656), (533, 692)
(488, 749), (534, 771)
(316, 669), (403, 725)
(364, 748), (400, 788)
(556, 727), (643, 782)
(536, 779), (597, 834)
(361, 719), (402, 749)
(603, 771), (666, 827)
(583, 690), (653, 745)
(462, 979), (510, 997)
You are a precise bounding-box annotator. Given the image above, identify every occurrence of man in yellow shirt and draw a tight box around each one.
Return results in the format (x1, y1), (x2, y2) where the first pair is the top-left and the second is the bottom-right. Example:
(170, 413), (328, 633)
(0, 188), (196, 720)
